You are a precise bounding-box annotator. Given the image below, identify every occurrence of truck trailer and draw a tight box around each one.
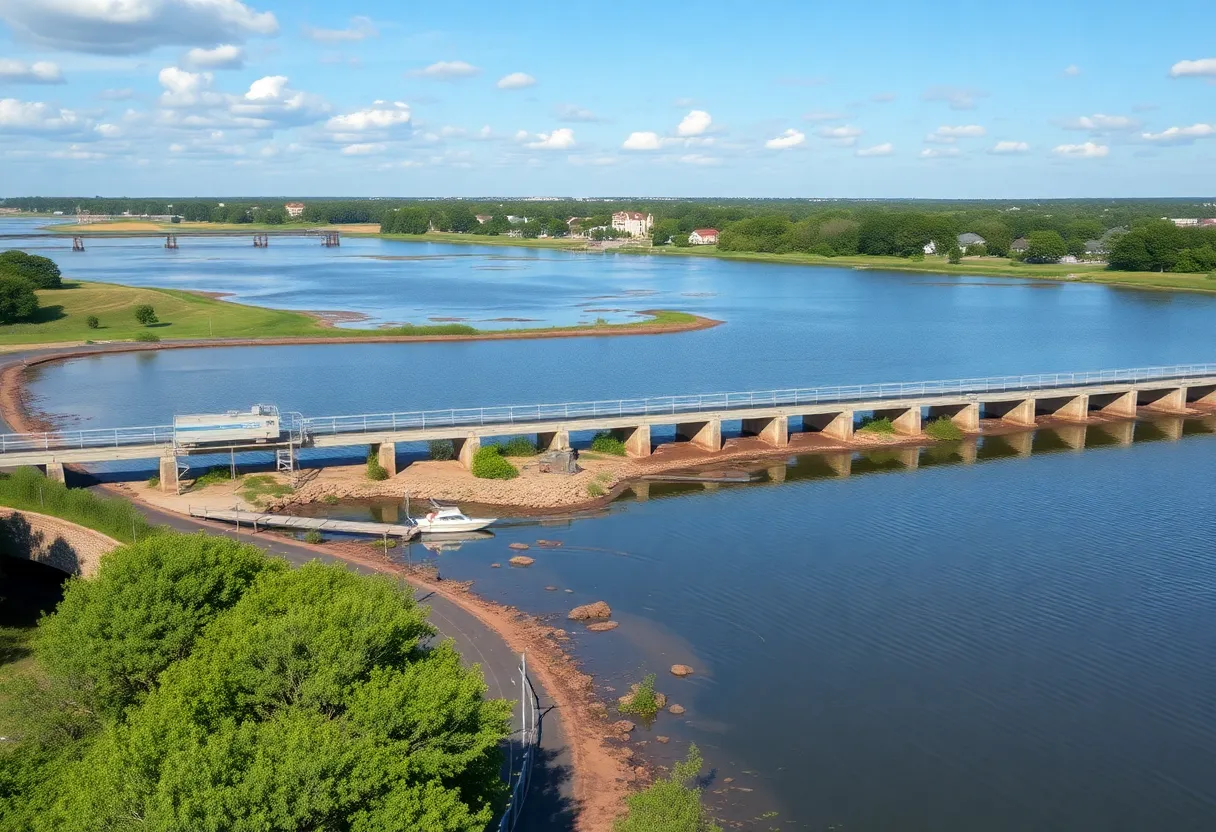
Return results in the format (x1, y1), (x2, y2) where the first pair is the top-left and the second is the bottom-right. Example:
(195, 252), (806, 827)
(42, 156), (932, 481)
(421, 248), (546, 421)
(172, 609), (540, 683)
(173, 405), (281, 446)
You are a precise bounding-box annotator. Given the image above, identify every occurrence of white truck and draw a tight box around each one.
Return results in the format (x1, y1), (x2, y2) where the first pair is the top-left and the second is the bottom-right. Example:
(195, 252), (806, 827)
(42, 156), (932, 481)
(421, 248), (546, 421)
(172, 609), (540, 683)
(173, 405), (281, 446)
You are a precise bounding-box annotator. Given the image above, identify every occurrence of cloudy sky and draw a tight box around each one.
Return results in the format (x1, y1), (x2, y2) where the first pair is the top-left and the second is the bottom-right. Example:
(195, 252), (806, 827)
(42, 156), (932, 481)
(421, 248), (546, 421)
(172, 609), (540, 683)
(0, 0), (1213, 197)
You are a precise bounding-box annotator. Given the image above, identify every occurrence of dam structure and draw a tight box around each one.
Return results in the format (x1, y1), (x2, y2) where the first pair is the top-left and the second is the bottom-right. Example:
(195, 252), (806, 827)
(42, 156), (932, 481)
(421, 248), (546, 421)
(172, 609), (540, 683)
(3, 364), (1215, 491)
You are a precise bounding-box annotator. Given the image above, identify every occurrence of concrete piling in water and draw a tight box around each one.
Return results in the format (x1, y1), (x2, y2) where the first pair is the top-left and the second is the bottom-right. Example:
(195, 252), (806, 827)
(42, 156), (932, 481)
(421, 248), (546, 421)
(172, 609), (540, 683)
(1036, 394), (1089, 422)
(1090, 390), (1136, 417)
(741, 415), (789, 448)
(874, 406), (922, 436)
(1140, 386), (1187, 414)
(675, 419), (722, 452)
(376, 442), (398, 477)
(987, 398), (1036, 427)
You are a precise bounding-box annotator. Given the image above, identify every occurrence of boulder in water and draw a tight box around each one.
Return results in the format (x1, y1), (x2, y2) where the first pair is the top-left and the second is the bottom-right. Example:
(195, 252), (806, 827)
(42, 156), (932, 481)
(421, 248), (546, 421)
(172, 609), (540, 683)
(668, 704), (686, 715)
(587, 620), (619, 632)
(508, 556), (534, 567)
(508, 542), (530, 551)
(568, 601), (612, 620)
(670, 664), (694, 677)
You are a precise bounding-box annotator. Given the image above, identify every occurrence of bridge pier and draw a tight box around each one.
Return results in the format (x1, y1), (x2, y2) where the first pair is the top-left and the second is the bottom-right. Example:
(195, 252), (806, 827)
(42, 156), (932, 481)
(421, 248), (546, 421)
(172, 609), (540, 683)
(537, 429), (570, 451)
(44, 462), (65, 484)
(159, 455), (179, 493)
(959, 440), (978, 464)
(1054, 424), (1087, 450)
(986, 397), (1036, 427)
(675, 419), (722, 452)
(1186, 384), (1216, 405)
(741, 415), (789, 448)
(455, 436), (480, 469)
(614, 425), (651, 458)
(803, 411), (854, 441)
(1090, 390), (1136, 418)
(1140, 386), (1187, 414)
(1097, 420), (1134, 446)
(376, 442), (398, 477)
(1037, 394), (1089, 421)
(874, 406), (921, 436)
(896, 448), (920, 469)
(631, 481), (650, 501)
(927, 403), (979, 431)
(1157, 416), (1185, 441)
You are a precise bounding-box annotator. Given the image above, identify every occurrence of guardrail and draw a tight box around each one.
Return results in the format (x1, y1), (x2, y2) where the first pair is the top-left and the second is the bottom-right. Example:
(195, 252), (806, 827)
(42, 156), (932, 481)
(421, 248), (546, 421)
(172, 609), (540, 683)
(303, 363), (1216, 437)
(497, 653), (539, 832)
(2, 364), (1215, 455)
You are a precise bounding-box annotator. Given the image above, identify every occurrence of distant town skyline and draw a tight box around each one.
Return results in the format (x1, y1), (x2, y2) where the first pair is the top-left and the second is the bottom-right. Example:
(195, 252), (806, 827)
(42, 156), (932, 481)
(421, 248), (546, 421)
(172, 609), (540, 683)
(0, 0), (1213, 198)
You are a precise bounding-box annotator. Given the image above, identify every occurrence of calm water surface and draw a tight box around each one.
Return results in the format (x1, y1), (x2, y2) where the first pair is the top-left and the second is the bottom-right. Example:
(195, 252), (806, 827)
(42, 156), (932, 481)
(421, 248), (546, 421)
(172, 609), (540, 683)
(11, 218), (1216, 829)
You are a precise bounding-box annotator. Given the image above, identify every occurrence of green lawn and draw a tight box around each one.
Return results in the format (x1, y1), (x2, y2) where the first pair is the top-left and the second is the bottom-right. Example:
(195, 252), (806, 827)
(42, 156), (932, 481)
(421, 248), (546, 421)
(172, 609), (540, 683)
(378, 231), (586, 248)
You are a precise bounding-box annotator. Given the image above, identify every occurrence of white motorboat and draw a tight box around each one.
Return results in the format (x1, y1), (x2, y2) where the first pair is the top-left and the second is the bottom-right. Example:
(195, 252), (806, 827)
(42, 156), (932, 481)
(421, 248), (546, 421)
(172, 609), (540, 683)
(411, 503), (496, 534)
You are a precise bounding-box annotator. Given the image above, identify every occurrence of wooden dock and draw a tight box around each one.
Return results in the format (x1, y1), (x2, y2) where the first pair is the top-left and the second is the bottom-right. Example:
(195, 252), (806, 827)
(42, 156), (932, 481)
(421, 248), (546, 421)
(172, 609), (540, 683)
(189, 507), (420, 539)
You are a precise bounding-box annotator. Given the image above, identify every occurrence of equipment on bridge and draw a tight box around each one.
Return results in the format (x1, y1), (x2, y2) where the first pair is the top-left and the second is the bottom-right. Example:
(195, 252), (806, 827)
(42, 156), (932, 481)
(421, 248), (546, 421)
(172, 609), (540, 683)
(173, 405), (281, 446)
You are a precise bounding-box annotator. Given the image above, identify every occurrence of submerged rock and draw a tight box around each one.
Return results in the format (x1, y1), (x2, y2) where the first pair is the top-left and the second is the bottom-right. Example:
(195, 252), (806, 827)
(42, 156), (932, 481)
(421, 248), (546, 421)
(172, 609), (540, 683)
(490, 563), (501, 568)
(656, 735), (670, 744)
(544, 585), (558, 591)
(568, 601), (612, 620)
(670, 664), (694, 677)
(508, 542), (530, 551)
(586, 621), (619, 632)
(668, 704), (686, 715)
(612, 720), (636, 734)
(508, 555), (534, 566)
(536, 539), (563, 548)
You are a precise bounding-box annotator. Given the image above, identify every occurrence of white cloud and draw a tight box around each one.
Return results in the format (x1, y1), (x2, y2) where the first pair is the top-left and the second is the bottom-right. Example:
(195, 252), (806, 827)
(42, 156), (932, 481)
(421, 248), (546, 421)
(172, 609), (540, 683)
(816, 125), (862, 145)
(168, 142), (184, 152)
(557, 103), (600, 122)
(227, 75), (328, 125)
(48, 144), (104, 159)
(1053, 141), (1109, 158)
(523, 127), (574, 150)
(94, 122), (121, 137)
(920, 147), (960, 159)
(871, 92), (896, 103)
(184, 44), (243, 69)
(765, 128), (805, 149)
(100, 87), (133, 100)
(341, 142), (385, 155)
(303, 15), (376, 42)
(157, 66), (216, 107)
(803, 111), (843, 122)
(928, 124), (986, 142)
(923, 86), (985, 110)
(0, 0), (278, 54)
(496, 72), (536, 90)
(1170, 58), (1216, 78)
(676, 109), (711, 137)
(990, 140), (1030, 154)
(0, 98), (89, 132)
(1063, 114), (1140, 132)
(678, 153), (720, 165)
(1063, 64), (1082, 77)
(409, 60), (479, 80)
(622, 130), (662, 150)
(325, 100), (410, 132)
(855, 142), (893, 157)
(1140, 123), (1215, 144)
(0, 59), (63, 84)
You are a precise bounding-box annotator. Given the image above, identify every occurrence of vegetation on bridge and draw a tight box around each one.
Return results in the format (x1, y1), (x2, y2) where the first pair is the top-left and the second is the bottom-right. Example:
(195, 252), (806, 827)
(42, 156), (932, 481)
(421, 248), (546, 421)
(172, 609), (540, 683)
(0, 532), (512, 832)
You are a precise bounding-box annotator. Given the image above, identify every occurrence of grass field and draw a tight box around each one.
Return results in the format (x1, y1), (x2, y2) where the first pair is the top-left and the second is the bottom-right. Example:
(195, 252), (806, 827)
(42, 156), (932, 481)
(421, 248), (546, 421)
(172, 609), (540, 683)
(378, 231), (586, 248)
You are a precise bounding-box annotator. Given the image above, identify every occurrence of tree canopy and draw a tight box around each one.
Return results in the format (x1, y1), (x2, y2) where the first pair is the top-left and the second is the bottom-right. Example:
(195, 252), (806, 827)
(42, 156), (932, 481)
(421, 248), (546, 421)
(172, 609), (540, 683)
(1, 533), (511, 832)
(614, 744), (721, 832)
(0, 250), (62, 290)
(0, 275), (38, 324)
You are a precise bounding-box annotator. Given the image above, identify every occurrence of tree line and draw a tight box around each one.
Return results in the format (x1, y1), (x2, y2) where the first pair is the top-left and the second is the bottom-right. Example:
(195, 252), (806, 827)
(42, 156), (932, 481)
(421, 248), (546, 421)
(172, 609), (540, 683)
(0, 251), (62, 325)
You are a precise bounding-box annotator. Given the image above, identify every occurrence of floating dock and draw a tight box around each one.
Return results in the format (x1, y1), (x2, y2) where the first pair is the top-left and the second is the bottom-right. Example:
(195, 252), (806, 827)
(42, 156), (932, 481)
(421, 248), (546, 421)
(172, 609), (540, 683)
(189, 507), (419, 539)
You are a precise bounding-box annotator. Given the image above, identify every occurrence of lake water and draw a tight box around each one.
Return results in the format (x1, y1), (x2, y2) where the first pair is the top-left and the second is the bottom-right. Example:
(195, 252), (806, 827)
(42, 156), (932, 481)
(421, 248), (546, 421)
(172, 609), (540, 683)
(9, 218), (1216, 829)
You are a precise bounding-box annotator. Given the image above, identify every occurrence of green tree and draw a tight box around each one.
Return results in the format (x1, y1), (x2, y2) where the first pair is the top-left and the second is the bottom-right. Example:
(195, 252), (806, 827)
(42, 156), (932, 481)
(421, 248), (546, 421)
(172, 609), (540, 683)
(615, 745), (721, 832)
(652, 218), (681, 246)
(1024, 230), (1068, 263)
(85, 315), (99, 329)
(258, 205), (288, 225)
(0, 250), (62, 289)
(396, 207), (431, 235)
(0, 275), (39, 324)
(947, 245), (963, 264)
(446, 206), (479, 233)
(133, 304), (158, 326)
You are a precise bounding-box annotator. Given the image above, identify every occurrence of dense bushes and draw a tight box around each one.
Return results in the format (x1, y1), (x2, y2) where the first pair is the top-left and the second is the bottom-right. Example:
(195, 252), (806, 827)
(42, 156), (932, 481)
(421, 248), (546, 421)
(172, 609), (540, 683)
(428, 439), (455, 461)
(0, 275), (38, 324)
(591, 431), (627, 456)
(366, 448), (390, 481)
(470, 446), (518, 480)
(497, 436), (538, 457)
(615, 745), (720, 832)
(924, 416), (965, 441)
(0, 467), (158, 543)
(0, 537), (511, 832)
(133, 304), (157, 325)
(0, 250), (61, 289)
(1108, 221), (1216, 272)
(857, 415), (896, 435)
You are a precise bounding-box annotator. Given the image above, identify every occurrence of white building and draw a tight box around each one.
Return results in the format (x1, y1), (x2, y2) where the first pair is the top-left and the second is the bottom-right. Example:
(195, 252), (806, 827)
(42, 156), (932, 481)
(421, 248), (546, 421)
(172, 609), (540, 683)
(688, 228), (719, 245)
(1170, 218), (1199, 227)
(284, 202), (306, 218)
(611, 211), (653, 237)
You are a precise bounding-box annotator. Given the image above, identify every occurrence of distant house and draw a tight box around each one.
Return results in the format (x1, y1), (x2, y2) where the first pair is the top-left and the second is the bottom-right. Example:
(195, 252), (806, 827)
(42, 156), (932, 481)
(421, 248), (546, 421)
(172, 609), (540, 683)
(1201, 218), (1216, 227)
(1170, 218), (1199, 227)
(1084, 239), (1107, 255)
(1010, 236), (1030, 254)
(688, 228), (719, 245)
(957, 232), (986, 251)
(506, 215), (528, 225)
(284, 202), (305, 218)
(1060, 254), (1080, 264)
(475, 214), (492, 224)
(923, 240), (937, 255)
(611, 211), (653, 238)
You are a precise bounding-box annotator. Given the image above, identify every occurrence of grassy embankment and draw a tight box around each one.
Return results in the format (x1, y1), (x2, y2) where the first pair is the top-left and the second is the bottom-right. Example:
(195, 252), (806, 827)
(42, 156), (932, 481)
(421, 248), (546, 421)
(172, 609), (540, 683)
(0, 281), (703, 347)
(0, 466), (158, 542)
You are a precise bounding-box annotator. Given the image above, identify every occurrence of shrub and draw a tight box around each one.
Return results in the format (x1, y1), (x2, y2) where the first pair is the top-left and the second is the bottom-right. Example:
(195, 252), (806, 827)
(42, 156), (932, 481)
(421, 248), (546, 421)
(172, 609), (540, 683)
(239, 474), (293, 503)
(590, 432), (627, 456)
(586, 482), (606, 498)
(146, 475), (160, 488)
(86, 315), (99, 329)
(857, 415), (896, 435)
(0, 250), (62, 289)
(133, 331), (160, 342)
(321, 494), (339, 505)
(615, 744), (720, 832)
(618, 674), (660, 719)
(192, 467), (234, 489)
(303, 530), (323, 544)
(0, 274), (39, 324)
(470, 446), (518, 480)
(924, 416), (964, 441)
(498, 436), (538, 457)
(366, 449), (389, 481)
(0, 466), (159, 543)
(133, 304), (158, 325)
(428, 439), (455, 461)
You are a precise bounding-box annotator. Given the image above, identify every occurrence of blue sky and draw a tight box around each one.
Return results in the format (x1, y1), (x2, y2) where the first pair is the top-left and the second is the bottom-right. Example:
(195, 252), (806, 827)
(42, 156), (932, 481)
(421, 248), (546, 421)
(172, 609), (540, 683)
(0, 0), (1213, 198)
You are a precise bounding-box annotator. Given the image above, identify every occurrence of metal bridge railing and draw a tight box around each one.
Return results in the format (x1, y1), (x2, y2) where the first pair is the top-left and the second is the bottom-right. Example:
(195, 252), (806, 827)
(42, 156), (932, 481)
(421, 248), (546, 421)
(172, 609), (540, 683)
(2, 363), (1215, 454)
(302, 363), (1216, 438)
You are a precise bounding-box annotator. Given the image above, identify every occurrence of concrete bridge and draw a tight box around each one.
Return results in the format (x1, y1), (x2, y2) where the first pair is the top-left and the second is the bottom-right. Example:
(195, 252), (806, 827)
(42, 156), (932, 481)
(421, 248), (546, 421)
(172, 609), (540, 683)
(2, 364), (1214, 491)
